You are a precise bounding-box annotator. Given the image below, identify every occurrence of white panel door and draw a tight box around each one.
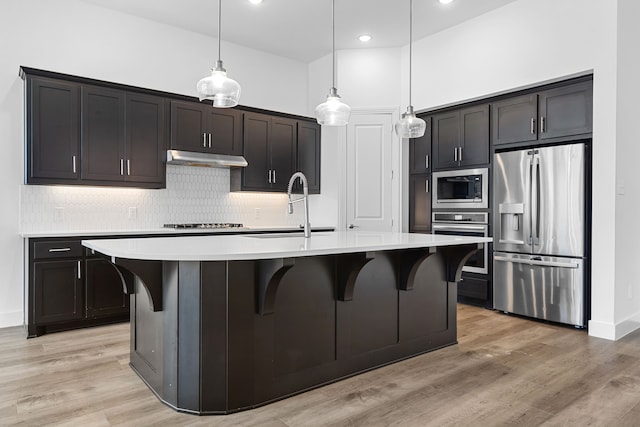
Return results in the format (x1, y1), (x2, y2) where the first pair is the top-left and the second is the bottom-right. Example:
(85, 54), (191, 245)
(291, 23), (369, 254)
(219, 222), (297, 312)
(346, 112), (393, 231)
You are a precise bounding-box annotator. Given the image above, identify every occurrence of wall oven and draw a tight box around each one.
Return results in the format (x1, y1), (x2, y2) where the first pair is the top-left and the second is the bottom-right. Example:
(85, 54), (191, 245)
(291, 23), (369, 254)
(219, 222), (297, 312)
(432, 168), (489, 210)
(432, 212), (489, 275)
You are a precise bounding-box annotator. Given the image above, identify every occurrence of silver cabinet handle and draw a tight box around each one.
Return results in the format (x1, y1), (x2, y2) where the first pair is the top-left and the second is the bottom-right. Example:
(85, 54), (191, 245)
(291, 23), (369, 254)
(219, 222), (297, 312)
(77, 260), (81, 279)
(425, 179), (429, 193)
(48, 247), (71, 252)
(268, 170), (272, 184)
(530, 117), (536, 134)
(203, 133), (207, 148)
(454, 147), (458, 162)
(432, 224), (487, 232)
(458, 147), (463, 162)
(272, 170), (276, 184)
(127, 159), (131, 176)
(120, 159), (124, 175)
(425, 155), (429, 169)
(72, 155), (76, 174)
(208, 133), (212, 148)
(540, 116), (545, 133)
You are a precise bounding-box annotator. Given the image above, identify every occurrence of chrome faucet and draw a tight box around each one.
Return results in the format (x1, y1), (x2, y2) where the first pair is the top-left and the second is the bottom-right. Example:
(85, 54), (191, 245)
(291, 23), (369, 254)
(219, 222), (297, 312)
(287, 172), (311, 238)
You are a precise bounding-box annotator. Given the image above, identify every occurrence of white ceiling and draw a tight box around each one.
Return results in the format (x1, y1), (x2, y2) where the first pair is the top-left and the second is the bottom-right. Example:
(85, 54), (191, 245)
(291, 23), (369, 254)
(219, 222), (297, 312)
(80, 0), (520, 63)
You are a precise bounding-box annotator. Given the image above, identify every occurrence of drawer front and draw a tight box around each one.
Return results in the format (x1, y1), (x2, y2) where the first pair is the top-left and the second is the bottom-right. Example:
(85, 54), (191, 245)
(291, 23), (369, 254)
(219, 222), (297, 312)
(33, 240), (83, 259)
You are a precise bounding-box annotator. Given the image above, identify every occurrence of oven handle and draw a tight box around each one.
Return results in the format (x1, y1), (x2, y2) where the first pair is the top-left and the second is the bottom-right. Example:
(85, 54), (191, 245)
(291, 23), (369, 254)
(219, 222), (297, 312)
(432, 224), (487, 232)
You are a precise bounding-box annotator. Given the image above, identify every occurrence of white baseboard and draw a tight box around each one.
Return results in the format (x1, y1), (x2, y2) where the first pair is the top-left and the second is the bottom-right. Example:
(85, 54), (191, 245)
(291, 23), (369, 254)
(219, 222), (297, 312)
(0, 310), (23, 329)
(589, 315), (640, 341)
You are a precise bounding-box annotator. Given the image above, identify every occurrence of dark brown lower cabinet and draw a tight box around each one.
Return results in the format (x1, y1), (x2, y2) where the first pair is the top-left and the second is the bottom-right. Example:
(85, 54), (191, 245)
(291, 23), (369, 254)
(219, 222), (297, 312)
(457, 274), (491, 308)
(28, 237), (129, 337)
(85, 258), (129, 318)
(33, 260), (83, 325)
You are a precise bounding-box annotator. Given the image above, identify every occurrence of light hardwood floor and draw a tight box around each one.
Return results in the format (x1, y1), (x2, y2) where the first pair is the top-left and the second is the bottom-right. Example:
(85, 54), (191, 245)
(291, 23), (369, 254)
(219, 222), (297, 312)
(3, 305), (640, 426)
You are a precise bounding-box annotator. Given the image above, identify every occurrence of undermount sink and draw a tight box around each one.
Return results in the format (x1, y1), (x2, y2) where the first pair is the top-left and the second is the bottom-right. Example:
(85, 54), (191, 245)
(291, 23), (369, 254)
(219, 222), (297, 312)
(248, 233), (306, 239)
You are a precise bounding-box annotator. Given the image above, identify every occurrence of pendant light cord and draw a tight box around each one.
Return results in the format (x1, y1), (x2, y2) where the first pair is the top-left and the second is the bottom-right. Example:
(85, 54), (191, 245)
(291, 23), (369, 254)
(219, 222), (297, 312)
(217, 0), (222, 63)
(409, 0), (413, 107)
(332, 0), (336, 89)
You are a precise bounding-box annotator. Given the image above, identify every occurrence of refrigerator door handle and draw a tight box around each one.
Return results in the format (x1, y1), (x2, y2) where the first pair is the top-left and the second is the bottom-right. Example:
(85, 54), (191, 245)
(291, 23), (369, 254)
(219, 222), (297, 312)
(531, 155), (540, 245)
(494, 255), (580, 269)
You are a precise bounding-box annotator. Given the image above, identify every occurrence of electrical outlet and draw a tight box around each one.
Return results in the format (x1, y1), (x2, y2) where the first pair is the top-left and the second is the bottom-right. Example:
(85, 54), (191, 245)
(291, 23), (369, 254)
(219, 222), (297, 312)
(254, 208), (261, 220)
(54, 207), (64, 222)
(128, 207), (138, 220)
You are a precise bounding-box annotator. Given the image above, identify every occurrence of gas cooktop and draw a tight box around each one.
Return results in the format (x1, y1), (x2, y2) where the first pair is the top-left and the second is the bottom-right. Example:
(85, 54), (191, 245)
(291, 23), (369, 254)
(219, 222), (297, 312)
(163, 223), (244, 229)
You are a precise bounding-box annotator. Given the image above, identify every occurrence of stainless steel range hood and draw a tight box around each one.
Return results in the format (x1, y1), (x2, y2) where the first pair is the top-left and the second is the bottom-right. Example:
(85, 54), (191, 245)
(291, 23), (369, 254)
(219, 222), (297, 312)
(166, 150), (248, 168)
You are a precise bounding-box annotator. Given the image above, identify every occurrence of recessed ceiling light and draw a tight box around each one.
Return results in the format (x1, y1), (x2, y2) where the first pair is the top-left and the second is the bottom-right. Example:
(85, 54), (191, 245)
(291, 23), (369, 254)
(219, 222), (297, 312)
(248, 0), (263, 4)
(358, 34), (372, 42)
(439, 0), (454, 4)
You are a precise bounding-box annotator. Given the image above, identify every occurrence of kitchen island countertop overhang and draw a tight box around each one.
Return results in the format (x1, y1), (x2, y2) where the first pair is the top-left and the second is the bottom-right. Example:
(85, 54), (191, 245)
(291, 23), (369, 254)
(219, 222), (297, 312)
(81, 231), (491, 415)
(82, 231), (492, 262)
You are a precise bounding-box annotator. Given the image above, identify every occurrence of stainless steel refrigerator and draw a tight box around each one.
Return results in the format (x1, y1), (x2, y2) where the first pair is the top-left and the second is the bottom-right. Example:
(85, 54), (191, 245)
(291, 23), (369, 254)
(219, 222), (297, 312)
(493, 143), (587, 327)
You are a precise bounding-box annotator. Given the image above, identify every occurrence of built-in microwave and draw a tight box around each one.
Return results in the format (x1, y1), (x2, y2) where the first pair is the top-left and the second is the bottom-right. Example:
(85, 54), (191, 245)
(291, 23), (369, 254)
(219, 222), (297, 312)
(432, 168), (489, 210)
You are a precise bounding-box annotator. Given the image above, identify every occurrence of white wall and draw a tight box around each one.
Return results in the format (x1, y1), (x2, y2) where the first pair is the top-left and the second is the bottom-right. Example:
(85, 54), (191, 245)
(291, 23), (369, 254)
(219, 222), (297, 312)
(0, 0), (311, 327)
(614, 0), (640, 335)
(308, 48), (403, 230)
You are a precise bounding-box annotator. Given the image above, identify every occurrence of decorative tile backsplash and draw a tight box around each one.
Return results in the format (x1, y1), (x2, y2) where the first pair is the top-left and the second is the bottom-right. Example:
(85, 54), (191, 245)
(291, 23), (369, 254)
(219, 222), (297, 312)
(20, 165), (305, 233)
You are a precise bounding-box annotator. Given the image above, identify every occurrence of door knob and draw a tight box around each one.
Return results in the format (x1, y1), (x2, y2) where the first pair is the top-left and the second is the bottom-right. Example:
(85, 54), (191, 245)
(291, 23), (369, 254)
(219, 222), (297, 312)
(348, 224), (359, 229)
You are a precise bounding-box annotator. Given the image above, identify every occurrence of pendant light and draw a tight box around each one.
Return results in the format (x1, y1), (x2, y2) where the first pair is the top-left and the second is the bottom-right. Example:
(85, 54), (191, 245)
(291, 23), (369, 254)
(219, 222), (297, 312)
(394, 0), (426, 138)
(315, 0), (351, 126)
(196, 0), (241, 108)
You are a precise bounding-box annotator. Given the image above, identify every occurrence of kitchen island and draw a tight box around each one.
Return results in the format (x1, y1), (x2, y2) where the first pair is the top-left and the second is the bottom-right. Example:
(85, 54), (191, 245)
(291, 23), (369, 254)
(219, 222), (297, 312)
(83, 231), (491, 415)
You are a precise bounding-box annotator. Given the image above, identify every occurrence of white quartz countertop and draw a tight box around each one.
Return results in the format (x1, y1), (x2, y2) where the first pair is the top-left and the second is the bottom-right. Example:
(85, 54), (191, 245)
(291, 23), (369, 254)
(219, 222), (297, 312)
(82, 231), (492, 262)
(20, 225), (334, 238)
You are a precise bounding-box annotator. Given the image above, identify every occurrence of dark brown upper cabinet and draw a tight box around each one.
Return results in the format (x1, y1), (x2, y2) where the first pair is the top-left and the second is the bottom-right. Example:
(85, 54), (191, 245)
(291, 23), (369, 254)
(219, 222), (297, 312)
(493, 80), (593, 146)
(233, 112), (297, 192)
(82, 86), (165, 186)
(433, 104), (489, 170)
(82, 86), (126, 181)
(22, 68), (167, 188)
(295, 120), (321, 194)
(170, 100), (242, 156)
(124, 93), (167, 184)
(26, 77), (81, 183)
(409, 116), (432, 175)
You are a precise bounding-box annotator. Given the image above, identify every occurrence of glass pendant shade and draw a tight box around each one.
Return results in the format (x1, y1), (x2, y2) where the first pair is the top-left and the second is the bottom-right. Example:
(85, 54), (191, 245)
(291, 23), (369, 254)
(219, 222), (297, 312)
(315, 87), (351, 126)
(196, 0), (241, 108)
(395, 105), (426, 138)
(197, 60), (241, 107)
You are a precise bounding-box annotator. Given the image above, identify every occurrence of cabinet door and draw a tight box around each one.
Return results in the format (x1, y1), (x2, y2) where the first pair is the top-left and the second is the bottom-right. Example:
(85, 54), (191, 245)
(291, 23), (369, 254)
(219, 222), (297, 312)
(85, 258), (129, 318)
(81, 85), (125, 181)
(409, 116), (431, 174)
(460, 104), (489, 167)
(125, 93), (166, 184)
(492, 94), (537, 146)
(409, 175), (431, 233)
(242, 112), (271, 190)
(33, 260), (83, 324)
(270, 117), (296, 191)
(296, 121), (321, 194)
(170, 101), (207, 152)
(28, 78), (80, 182)
(433, 111), (460, 170)
(538, 81), (593, 140)
(207, 109), (243, 155)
